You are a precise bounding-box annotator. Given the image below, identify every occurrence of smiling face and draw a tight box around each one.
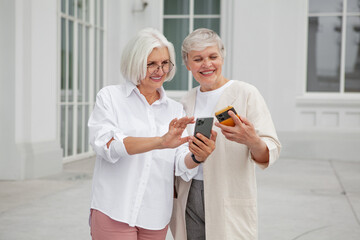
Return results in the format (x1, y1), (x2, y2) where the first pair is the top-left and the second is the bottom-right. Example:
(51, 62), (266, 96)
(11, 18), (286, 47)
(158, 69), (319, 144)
(186, 45), (227, 92)
(138, 47), (170, 94)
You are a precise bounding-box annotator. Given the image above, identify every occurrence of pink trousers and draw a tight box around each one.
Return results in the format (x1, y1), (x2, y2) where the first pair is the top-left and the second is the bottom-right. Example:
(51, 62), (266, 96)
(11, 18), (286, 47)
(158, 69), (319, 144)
(90, 209), (168, 240)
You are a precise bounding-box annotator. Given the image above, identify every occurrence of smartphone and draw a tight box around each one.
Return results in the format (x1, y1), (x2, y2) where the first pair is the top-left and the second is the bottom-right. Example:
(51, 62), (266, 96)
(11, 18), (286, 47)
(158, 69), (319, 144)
(193, 117), (214, 143)
(215, 106), (239, 126)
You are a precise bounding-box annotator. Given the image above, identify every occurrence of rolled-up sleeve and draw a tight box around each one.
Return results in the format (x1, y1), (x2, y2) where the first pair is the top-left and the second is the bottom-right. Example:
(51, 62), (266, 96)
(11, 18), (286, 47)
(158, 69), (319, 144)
(246, 86), (282, 169)
(173, 112), (199, 181)
(174, 142), (199, 182)
(252, 137), (281, 169)
(88, 90), (130, 163)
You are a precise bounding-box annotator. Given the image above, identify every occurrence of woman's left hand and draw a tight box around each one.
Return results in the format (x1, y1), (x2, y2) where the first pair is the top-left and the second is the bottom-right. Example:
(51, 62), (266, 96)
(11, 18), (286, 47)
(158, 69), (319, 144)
(214, 111), (269, 163)
(214, 111), (260, 148)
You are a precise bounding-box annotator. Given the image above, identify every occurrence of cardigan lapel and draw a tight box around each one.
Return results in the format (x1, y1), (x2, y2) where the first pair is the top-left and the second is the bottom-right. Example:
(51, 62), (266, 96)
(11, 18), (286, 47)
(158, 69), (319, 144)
(213, 80), (240, 113)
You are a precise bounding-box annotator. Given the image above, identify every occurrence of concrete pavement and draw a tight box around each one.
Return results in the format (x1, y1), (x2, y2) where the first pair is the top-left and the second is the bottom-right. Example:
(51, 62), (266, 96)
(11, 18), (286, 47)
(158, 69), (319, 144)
(0, 156), (359, 240)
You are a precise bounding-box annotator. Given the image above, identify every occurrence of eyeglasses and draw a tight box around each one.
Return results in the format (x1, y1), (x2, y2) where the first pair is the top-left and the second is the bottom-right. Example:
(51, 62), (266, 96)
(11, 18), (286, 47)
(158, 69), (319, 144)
(147, 61), (174, 75)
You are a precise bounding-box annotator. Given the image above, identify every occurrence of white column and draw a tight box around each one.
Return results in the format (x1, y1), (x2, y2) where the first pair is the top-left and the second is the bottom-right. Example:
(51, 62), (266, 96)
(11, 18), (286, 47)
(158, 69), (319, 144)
(0, 0), (21, 179)
(0, 0), (62, 180)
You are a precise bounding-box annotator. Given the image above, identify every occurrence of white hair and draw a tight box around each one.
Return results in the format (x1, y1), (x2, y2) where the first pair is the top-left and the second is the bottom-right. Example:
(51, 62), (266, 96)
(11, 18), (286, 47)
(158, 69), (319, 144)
(182, 28), (226, 65)
(120, 28), (176, 85)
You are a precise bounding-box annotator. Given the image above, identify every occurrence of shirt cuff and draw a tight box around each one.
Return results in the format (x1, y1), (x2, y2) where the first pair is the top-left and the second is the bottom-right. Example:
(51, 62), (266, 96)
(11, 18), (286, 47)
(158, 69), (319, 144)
(176, 152), (199, 182)
(111, 132), (130, 159)
(253, 138), (279, 170)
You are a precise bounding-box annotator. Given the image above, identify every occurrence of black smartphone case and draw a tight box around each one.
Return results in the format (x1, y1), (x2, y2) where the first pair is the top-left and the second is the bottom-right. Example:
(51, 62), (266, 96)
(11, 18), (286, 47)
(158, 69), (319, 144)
(194, 117), (214, 140)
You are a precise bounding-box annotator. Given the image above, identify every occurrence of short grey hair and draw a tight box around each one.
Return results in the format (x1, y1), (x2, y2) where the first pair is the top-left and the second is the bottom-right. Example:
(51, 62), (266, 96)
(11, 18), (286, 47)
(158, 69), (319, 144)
(120, 28), (176, 85)
(182, 28), (226, 65)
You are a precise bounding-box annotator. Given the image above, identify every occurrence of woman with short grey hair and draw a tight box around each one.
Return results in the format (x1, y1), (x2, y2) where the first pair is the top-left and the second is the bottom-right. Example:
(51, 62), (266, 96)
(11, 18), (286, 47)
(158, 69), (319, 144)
(170, 28), (281, 240)
(88, 28), (216, 240)
(181, 28), (226, 65)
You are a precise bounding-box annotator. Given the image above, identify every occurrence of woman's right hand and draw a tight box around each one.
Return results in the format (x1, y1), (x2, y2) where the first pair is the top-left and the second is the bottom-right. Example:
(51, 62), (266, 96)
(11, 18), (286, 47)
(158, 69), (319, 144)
(189, 130), (217, 162)
(160, 116), (195, 149)
(183, 130), (217, 169)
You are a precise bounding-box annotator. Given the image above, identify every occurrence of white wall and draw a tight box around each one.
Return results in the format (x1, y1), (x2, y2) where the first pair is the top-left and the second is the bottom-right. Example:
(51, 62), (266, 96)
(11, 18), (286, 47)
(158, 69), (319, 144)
(229, 0), (306, 132)
(0, 0), (62, 180)
(269, 0), (308, 131)
(106, 0), (163, 86)
(0, 0), (21, 179)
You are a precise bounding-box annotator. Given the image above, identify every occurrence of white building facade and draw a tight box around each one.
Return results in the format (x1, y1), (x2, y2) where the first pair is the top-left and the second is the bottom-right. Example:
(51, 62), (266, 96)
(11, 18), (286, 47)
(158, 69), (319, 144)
(1, 0), (359, 180)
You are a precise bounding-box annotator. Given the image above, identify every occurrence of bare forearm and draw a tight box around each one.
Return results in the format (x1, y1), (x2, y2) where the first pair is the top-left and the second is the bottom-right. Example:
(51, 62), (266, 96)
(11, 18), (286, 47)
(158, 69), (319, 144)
(123, 136), (164, 155)
(248, 137), (269, 163)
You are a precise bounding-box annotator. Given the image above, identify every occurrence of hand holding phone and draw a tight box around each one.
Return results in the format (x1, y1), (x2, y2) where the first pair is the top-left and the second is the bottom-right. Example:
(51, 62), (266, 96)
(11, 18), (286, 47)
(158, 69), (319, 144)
(187, 117), (217, 165)
(215, 106), (240, 126)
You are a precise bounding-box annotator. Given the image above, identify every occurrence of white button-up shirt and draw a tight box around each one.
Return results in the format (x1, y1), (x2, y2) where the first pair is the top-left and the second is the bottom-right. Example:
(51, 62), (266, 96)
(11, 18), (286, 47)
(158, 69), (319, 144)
(88, 81), (197, 230)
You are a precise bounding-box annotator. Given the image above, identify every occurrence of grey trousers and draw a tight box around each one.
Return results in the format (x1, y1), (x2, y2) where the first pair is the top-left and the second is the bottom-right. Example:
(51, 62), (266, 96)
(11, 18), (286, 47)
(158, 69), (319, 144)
(186, 179), (206, 240)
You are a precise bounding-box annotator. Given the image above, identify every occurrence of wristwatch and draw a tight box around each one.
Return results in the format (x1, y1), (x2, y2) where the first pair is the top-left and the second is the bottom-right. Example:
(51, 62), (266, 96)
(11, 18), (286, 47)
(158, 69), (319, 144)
(191, 153), (202, 164)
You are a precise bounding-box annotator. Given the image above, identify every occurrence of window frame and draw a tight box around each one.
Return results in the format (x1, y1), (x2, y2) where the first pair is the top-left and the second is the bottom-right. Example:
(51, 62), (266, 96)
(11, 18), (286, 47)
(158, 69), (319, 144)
(305, 0), (360, 96)
(57, 0), (106, 163)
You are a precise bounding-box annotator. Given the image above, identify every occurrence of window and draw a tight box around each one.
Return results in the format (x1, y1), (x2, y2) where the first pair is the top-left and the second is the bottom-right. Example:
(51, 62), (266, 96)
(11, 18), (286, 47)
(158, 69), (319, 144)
(307, 0), (360, 93)
(162, 0), (221, 93)
(59, 0), (105, 161)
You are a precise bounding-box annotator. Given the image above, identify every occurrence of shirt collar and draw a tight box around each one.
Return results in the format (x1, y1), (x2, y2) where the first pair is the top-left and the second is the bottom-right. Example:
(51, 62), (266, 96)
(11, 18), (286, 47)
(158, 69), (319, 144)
(125, 81), (137, 97)
(125, 80), (168, 105)
(156, 86), (167, 105)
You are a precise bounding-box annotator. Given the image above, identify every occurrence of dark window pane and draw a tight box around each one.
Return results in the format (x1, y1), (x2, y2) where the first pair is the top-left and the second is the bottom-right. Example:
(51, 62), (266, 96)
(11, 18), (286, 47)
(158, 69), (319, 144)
(61, 0), (66, 13)
(61, 18), (66, 102)
(61, 105), (66, 157)
(85, 0), (90, 22)
(78, 24), (83, 101)
(69, 21), (74, 101)
(85, 27), (90, 101)
(67, 106), (73, 156)
(85, 105), (90, 152)
(94, 30), (98, 97)
(307, 16), (341, 92)
(100, 31), (104, 89)
(163, 19), (189, 91)
(345, 16), (360, 92)
(309, 0), (342, 13)
(194, 0), (220, 15)
(77, 0), (83, 19)
(77, 105), (83, 154)
(69, 0), (75, 16)
(100, 0), (104, 27)
(194, 18), (220, 36)
(348, 0), (360, 12)
(164, 0), (189, 15)
(95, 0), (98, 25)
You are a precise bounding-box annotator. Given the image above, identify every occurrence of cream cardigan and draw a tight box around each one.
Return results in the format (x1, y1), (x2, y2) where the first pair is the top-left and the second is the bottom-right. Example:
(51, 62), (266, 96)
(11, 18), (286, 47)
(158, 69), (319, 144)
(170, 81), (281, 240)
